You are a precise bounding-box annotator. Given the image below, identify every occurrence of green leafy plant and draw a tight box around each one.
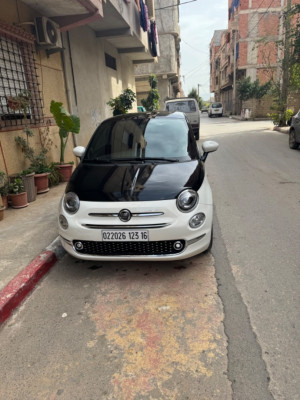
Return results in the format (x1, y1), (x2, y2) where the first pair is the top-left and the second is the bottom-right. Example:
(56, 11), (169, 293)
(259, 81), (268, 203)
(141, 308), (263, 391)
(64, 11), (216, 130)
(107, 89), (137, 116)
(237, 77), (271, 101)
(8, 178), (24, 195)
(267, 108), (294, 126)
(0, 170), (9, 197)
(187, 88), (204, 109)
(14, 136), (50, 174)
(50, 101), (80, 164)
(46, 163), (60, 186)
(141, 75), (160, 112)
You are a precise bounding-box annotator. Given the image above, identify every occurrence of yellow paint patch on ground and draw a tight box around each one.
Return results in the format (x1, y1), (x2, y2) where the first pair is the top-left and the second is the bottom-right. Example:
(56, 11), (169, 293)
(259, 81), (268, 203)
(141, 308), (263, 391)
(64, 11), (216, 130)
(90, 255), (228, 399)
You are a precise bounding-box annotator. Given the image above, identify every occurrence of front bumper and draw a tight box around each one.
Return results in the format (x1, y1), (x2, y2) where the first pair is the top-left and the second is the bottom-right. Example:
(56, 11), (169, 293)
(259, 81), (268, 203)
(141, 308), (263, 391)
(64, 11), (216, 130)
(58, 178), (213, 261)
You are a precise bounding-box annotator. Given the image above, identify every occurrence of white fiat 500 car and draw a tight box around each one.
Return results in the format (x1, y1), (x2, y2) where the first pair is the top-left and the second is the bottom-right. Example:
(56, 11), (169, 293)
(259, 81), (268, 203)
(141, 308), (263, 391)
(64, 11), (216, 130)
(58, 112), (218, 261)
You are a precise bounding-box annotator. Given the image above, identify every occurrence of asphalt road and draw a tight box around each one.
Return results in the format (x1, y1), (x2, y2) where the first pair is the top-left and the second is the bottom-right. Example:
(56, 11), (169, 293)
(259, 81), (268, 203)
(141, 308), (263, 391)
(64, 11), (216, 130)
(201, 114), (300, 400)
(0, 115), (299, 400)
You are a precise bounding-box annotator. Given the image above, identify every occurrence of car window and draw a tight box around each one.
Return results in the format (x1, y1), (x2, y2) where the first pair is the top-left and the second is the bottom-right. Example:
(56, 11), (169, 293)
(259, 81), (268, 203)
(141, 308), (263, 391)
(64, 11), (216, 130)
(211, 103), (222, 108)
(84, 116), (197, 162)
(166, 100), (197, 113)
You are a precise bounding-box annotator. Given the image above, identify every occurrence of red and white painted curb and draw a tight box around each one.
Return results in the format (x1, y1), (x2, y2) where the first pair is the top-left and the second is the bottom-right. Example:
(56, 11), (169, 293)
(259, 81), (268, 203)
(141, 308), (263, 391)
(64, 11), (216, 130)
(0, 237), (65, 324)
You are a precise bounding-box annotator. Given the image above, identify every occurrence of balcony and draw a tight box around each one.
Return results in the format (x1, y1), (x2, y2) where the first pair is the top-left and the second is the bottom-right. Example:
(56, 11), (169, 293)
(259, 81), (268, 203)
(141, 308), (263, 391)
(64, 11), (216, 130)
(22, 0), (155, 63)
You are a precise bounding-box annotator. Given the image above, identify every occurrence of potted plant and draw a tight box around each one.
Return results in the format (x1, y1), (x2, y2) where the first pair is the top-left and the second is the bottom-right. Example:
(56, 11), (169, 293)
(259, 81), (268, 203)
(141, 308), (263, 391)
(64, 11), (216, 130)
(107, 88), (136, 116)
(20, 169), (36, 202)
(8, 177), (28, 209)
(14, 136), (50, 194)
(50, 100), (80, 182)
(0, 170), (9, 209)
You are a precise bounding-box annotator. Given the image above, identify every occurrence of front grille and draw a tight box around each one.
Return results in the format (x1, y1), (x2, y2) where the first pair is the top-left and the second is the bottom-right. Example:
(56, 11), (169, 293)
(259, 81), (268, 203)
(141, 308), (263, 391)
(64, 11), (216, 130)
(73, 240), (185, 256)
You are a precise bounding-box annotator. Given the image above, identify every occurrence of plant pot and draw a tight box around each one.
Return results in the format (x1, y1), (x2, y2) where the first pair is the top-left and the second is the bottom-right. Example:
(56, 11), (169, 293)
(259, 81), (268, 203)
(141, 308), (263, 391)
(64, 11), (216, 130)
(22, 172), (36, 202)
(34, 173), (50, 194)
(1, 195), (8, 209)
(10, 192), (28, 209)
(0, 206), (4, 221)
(56, 164), (73, 182)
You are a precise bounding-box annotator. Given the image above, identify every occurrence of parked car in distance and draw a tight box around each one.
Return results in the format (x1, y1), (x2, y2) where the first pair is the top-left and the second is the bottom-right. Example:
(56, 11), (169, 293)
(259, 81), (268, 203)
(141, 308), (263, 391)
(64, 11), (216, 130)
(208, 102), (223, 118)
(201, 106), (208, 113)
(137, 106), (146, 112)
(59, 111), (219, 261)
(288, 109), (300, 149)
(165, 98), (200, 140)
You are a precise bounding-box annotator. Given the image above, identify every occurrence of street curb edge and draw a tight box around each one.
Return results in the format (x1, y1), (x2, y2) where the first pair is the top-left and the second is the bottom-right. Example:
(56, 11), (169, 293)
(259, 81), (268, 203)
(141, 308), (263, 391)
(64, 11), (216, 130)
(0, 237), (65, 325)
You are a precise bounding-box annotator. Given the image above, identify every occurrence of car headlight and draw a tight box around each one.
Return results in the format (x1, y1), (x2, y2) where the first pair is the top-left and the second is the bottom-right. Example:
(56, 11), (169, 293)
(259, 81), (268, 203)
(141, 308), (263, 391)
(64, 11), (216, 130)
(176, 189), (198, 212)
(59, 214), (69, 229)
(189, 213), (206, 228)
(63, 192), (80, 214)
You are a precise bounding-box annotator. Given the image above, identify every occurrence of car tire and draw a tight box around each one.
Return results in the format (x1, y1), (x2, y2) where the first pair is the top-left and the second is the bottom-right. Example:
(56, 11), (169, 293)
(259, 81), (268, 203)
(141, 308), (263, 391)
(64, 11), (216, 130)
(289, 129), (299, 149)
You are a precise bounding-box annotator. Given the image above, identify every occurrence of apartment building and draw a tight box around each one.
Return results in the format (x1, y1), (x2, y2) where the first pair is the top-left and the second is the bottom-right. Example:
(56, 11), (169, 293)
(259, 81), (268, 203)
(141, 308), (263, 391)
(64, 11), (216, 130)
(134, 0), (183, 110)
(210, 0), (300, 117)
(0, 0), (156, 176)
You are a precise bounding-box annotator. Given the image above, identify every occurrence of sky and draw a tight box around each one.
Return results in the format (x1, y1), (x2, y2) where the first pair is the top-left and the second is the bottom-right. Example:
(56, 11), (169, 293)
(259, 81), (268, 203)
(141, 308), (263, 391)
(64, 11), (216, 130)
(179, 0), (228, 101)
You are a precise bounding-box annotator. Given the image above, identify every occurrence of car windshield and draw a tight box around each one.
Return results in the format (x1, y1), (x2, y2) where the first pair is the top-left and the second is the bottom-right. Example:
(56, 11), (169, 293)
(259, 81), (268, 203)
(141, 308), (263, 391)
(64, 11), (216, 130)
(166, 100), (196, 113)
(211, 103), (222, 108)
(84, 115), (197, 162)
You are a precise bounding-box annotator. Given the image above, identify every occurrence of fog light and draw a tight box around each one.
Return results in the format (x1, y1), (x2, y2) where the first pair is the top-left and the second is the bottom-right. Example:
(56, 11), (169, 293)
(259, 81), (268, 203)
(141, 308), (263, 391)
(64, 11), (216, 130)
(59, 214), (68, 229)
(189, 213), (206, 228)
(75, 241), (83, 251)
(173, 241), (183, 251)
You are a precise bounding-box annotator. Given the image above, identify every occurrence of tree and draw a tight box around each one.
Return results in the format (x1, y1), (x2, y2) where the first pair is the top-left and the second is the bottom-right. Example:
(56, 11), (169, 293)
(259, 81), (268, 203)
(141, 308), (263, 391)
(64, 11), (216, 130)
(187, 88), (203, 108)
(269, 2), (299, 125)
(141, 75), (160, 111)
(237, 77), (271, 101)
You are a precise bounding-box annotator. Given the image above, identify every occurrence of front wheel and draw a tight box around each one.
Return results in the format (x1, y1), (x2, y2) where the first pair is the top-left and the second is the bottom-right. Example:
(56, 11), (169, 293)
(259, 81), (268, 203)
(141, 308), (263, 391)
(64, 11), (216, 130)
(289, 129), (299, 149)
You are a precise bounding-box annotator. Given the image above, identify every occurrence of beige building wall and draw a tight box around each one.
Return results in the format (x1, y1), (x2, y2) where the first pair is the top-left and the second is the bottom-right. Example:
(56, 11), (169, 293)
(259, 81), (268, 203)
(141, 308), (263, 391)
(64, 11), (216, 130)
(61, 27), (138, 148)
(1, 0), (140, 175)
(0, 0), (71, 176)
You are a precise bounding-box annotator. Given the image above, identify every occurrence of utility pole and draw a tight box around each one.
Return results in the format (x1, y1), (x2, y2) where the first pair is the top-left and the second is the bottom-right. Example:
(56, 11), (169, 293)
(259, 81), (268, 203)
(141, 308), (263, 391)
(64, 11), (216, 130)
(281, 0), (291, 110)
(232, 29), (237, 116)
(197, 84), (201, 97)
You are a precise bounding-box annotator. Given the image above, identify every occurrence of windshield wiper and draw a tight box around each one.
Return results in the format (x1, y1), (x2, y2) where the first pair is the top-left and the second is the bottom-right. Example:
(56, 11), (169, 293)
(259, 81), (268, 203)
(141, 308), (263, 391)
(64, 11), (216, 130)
(127, 157), (180, 163)
(83, 158), (115, 164)
(84, 157), (180, 164)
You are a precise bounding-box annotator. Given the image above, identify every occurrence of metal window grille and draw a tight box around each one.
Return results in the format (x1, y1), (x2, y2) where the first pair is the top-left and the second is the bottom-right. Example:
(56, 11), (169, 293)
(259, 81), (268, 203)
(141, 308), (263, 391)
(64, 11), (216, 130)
(0, 32), (43, 128)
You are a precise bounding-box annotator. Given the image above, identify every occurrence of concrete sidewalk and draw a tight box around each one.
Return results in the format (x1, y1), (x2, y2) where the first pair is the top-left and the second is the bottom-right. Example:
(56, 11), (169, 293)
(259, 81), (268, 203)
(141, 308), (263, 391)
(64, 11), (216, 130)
(0, 182), (67, 323)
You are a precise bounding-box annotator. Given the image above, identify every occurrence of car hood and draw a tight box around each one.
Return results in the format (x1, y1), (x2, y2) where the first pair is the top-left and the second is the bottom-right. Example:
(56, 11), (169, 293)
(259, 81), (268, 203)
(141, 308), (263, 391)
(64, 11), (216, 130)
(66, 161), (204, 202)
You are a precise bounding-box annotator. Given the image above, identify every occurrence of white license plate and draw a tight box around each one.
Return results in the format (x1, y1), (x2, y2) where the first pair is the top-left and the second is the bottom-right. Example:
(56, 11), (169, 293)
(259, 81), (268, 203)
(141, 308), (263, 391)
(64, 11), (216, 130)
(101, 230), (149, 242)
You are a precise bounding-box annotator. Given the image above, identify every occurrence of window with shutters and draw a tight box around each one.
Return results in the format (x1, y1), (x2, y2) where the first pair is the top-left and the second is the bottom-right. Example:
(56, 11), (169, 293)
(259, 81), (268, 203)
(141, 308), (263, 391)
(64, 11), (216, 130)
(0, 22), (43, 129)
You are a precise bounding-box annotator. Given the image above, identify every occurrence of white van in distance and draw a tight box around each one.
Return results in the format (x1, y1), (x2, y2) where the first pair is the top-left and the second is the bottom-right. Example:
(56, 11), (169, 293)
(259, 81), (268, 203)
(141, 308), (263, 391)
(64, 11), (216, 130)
(208, 102), (223, 117)
(165, 98), (200, 140)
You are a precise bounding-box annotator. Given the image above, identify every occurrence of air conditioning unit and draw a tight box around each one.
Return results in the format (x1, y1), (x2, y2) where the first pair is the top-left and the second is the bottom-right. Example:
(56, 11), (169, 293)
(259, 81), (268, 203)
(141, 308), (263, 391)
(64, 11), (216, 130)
(34, 17), (62, 48)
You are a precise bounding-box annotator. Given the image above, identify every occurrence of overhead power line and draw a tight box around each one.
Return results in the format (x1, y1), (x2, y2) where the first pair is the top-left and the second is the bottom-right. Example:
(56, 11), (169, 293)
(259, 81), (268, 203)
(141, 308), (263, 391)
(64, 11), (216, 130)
(155, 0), (197, 11)
(247, 0), (276, 37)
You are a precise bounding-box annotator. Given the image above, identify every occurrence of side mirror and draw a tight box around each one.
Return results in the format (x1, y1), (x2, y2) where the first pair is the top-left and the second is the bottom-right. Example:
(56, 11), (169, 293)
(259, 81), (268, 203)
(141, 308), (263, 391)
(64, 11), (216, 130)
(201, 140), (219, 162)
(73, 146), (86, 158)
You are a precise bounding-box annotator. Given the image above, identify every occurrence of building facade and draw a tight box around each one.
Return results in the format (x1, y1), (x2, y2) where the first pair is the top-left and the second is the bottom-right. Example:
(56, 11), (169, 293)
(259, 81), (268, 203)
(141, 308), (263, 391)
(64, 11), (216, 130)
(134, 0), (183, 110)
(0, 0), (156, 176)
(210, 0), (300, 117)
